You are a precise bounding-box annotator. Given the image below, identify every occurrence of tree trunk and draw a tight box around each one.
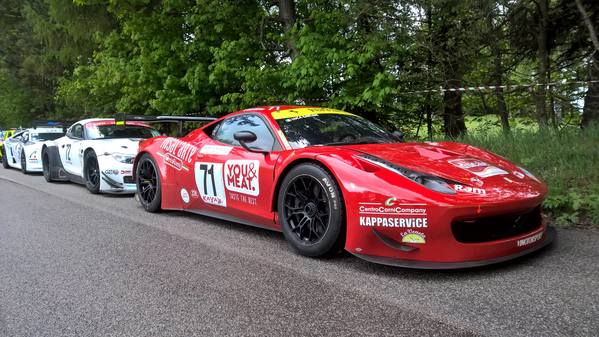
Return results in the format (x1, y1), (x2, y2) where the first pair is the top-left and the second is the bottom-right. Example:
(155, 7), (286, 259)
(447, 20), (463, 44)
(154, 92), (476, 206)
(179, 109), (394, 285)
(485, 5), (510, 134)
(276, 0), (298, 58)
(535, 0), (550, 129)
(491, 31), (510, 133)
(426, 4), (433, 139)
(574, 0), (599, 54)
(581, 55), (599, 128)
(443, 83), (466, 138)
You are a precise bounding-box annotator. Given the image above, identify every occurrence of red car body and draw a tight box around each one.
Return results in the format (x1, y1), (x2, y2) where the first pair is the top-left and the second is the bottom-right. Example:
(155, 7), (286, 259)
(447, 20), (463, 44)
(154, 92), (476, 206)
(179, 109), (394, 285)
(134, 106), (555, 269)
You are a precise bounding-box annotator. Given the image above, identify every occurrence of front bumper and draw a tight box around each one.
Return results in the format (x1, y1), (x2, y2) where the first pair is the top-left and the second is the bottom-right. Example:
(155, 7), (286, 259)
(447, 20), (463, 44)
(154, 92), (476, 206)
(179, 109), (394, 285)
(351, 226), (555, 269)
(98, 156), (136, 194)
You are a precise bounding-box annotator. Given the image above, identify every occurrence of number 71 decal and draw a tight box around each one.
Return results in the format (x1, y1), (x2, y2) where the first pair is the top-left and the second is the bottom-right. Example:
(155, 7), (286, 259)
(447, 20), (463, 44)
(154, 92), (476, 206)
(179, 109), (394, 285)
(195, 162), (227, 207)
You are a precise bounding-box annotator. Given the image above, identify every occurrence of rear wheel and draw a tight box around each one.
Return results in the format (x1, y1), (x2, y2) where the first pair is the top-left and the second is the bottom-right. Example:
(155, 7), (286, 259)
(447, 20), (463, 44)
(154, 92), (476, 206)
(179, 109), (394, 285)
(42, 149), (53, 182)
(1, 148), (8, 169)
(136, 153), (161, 212)
(277, 163), (345, 257)
(84, 151), (101, 194)
(20, 149), (28, 174)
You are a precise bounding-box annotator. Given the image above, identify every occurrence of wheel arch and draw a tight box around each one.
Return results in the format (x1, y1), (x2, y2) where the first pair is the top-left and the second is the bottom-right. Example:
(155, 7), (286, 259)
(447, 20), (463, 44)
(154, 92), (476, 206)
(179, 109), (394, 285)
(271, 157), (345, 215)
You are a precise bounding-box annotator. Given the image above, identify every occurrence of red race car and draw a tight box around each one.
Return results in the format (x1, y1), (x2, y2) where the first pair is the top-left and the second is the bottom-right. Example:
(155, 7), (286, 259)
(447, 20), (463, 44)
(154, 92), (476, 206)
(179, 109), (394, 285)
(129, 106), (555, 269)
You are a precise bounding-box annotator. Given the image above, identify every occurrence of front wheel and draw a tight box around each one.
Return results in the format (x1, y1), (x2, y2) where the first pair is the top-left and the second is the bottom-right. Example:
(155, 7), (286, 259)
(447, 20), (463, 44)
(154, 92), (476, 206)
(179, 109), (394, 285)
(42, 150), (53, 182)
(136, 153), (161, 212)
(84, 151), (101, 194)
(277, 163), (345, 257)
(2, 148), (8, 169)
(20, 150), (28, 174)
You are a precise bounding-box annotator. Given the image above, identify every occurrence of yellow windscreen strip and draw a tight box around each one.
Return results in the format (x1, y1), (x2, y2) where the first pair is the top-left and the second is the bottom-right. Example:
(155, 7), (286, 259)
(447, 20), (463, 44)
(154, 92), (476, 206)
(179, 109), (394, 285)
(271, 107), (356, 120)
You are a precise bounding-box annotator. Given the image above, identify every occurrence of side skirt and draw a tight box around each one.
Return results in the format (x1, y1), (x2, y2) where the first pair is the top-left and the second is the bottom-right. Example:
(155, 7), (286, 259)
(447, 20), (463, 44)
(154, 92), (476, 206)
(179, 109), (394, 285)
(186, 208), (280, 233)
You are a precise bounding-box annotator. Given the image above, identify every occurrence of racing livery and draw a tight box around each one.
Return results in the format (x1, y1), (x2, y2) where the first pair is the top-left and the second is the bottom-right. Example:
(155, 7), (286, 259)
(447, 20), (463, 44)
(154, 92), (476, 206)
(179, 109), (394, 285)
(2, 127), (64, 173)
(133, 106), (555, 269)
(42, 118), (159, 194)
(0, 129), (18, 162)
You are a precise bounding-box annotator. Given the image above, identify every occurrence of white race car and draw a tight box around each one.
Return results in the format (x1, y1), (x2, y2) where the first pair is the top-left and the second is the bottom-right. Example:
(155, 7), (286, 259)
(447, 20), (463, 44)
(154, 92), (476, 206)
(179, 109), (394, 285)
(41, 118), (160, 194)
(2, 127), (65, 173)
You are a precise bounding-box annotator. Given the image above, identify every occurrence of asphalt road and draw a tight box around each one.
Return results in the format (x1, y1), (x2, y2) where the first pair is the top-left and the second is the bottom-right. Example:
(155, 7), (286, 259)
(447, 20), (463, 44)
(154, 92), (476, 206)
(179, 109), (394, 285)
(0, 168), (597, 337)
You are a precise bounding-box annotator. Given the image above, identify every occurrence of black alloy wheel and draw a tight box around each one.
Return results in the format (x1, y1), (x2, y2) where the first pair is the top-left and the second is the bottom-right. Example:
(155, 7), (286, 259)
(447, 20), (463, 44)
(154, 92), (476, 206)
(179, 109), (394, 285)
(136, 154), (161, 212)
(2, 148), (9, 169)
(84, 152), (101, 194)
(284, 175), (330, 243)
(278, 163), (345, 257)
(20, 149), (27, 173)
(42, 151), (52, 182)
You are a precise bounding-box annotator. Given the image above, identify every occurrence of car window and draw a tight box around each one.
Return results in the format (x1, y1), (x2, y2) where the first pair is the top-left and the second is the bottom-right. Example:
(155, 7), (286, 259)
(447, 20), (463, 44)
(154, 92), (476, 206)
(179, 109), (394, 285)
(11, 131), (24, 141)
(275, 113), (394, 149)
(212, 114), (276, 151)
(69, 124), (83, 139)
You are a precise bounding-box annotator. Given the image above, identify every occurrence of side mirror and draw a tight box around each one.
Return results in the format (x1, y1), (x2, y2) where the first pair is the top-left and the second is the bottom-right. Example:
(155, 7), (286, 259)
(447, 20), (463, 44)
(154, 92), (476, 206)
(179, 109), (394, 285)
(234, 131), (268, 154)
(391, 130), (404, 142)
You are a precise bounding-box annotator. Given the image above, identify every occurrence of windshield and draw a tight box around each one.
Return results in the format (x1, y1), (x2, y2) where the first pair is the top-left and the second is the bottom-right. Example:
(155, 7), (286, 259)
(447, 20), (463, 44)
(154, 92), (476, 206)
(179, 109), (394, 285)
(86, 125), (160, 140)
(31, 132), (64, 141)
(275, 113), (394, 149)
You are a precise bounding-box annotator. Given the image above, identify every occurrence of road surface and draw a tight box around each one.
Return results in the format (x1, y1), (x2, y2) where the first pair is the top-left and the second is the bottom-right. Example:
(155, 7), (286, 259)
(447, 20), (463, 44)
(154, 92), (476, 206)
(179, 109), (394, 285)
(0, 168), (597, 336)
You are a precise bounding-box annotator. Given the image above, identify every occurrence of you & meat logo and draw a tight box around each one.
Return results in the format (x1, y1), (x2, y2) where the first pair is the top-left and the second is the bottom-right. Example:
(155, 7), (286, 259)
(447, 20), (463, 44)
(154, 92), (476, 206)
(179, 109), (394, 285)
(225, 160), (259, 196)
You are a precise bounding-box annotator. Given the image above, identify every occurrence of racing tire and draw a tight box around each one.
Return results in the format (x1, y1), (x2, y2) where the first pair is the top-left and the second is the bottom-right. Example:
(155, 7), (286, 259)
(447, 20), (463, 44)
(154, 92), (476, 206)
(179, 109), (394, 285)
(136, 153), (162, 212)
(83, 151), (101, 194)
(20, 149), (29, 174)
(42, 149), (53, 182)
(277, 163), (345, 257)
(1, 148), (8, 169)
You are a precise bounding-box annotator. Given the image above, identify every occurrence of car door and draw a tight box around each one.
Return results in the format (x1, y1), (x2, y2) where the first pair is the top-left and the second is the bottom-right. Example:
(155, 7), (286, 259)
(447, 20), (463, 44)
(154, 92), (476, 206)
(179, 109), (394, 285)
(6, 131), (24, 166)
(58, 124), (85, 175)
(183, 113), (282, 228)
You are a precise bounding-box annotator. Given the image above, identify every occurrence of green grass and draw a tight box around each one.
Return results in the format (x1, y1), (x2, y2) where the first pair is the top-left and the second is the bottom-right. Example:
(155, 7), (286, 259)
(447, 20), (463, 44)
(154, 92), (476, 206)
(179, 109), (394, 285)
(452, 127), (599, 227)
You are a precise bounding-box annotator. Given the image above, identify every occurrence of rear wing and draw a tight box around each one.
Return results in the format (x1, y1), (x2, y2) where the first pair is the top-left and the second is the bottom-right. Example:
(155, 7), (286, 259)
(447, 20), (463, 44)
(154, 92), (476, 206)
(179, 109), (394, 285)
(114, 113), (217, 136)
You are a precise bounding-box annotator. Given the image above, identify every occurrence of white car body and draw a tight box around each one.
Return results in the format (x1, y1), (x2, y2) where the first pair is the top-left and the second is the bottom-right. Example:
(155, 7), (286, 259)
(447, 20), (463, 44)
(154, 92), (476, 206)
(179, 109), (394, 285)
(42, 118), (159, 194)
(3, 127), (65, 172)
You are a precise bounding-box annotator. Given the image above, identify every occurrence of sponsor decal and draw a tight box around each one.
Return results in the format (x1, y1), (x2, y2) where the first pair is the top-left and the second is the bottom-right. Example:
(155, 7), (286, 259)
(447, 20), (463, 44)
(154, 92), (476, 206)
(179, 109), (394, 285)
(195, 162), (227, 207)
(224, 160), (259, 196)
(358, 199), (428, 228)
(271, 107), (356, 120)
(322, 177), (338, 210)
(448, 158), (508, 178)
(470, 177), (484, 186)
(359, 216), (428, 228)
(191, 189), (199, 199)
(200, 144), (233, 156)
(28, 151), (38, 161)
(104, 169), (131, 176)
(453, 184), (486, 195)
(513, 171), (525, 179)
(401, 229), (426, 244)
(229, 192), (257, 205)
(159, 138), (197, 171)
(517, 232), (543, 247)
(180, 188), (190, 204)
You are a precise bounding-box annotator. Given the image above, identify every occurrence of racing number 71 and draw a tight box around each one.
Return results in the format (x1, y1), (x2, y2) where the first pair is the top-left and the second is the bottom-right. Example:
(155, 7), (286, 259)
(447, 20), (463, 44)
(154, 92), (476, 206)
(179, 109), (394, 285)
(199, 163), (217, 196)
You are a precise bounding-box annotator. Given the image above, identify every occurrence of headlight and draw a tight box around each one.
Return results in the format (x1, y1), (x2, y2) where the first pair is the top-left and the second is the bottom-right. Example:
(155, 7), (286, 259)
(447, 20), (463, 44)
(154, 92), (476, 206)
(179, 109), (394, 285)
(517, 166), (540, 182)
(357, 154), (456, 194)
(111, 153), (134, 164)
